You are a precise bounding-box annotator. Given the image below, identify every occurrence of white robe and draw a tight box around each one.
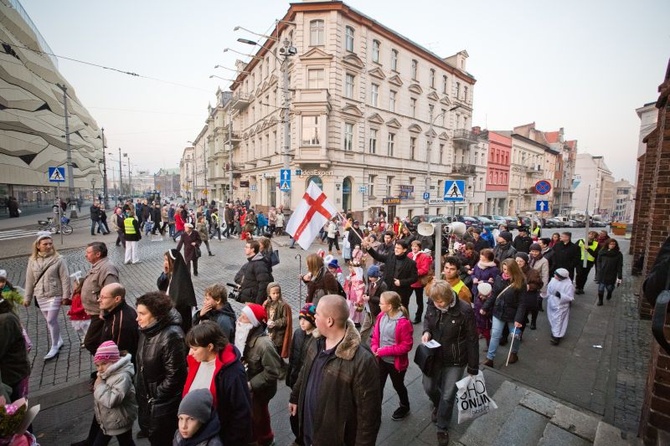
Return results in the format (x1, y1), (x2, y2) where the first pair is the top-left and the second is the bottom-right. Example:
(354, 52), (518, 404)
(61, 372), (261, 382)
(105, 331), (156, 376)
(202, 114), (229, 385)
(545, 277), (574, 338)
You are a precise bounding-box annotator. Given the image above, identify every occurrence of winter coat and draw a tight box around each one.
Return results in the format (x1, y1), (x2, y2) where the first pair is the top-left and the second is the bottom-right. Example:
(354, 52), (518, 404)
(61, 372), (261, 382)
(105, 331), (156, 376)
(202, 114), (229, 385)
(93, 354), (137, 436)
(643, 236), (670, 306)
(290, 320), (381, 446)
(175, 212), (185, 231)
(422, 297), (479, 375)
(408, 251), (433, 289)
(482, 276), (527, 324)
(101, 300), (139, 360)
(176, 230), (202, 263)
(521, 265), (543, 310)
(192, 303), (236, 341)
(596, 248), (623, 285)
(263, 299), (293, 358)
(172, 414), (223, 446)
(90, 205), (101, 221)
(0, 311), (30, 388)
(304, 267), (340, 304)
(371, 312), (413, 372)
(473, 237), (491, 253)
(183, 344), (252, 445)
(80, 257), (119, 316)
(530, 256), (550, 295)
(366, 248), (419, 303)
(235, 252), (273, 304)
(513, 235), (533, 253)
(136, 309), (187, 438)
(24, 253), (70, 304)
(286, 328), (315, 389)
(471, 261), (500, 298)
(196, 221), (209, 242)
(366, 279), (389, 320)
(242, 325), (283, 401)
(552, 241), (581, 274)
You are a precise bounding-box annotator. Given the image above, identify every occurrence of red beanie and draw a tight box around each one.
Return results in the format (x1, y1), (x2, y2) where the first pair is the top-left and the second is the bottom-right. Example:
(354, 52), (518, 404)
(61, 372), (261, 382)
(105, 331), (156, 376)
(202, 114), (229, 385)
(242, 303), (267, 327)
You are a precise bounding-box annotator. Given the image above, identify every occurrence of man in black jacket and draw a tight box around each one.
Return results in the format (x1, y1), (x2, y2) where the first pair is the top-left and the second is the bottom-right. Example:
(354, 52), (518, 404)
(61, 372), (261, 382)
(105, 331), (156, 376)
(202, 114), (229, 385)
(99, 283), (139, 359)
(551, 232), (581, 280)
(512, 227), (533, 253)
(235, 240), (273, 304)
(364, 239), (418, 309)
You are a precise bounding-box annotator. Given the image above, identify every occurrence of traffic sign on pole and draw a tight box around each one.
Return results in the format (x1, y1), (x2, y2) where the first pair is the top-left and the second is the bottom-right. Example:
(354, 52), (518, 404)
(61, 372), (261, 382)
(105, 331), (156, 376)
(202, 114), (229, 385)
(536, 200), (549, 212)
(535, 180), (552, 195)
(280, 169), (291, 191)
(423, 192), (430, 200)
(48, 167), (66, 182)
(443, 180), (465, 202)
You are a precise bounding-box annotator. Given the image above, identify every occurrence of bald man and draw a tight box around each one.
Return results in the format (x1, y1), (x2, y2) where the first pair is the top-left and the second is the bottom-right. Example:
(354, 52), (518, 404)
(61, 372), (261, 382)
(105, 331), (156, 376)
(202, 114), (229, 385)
(99, 283), (139, 360)
(289, 295), (381, 446)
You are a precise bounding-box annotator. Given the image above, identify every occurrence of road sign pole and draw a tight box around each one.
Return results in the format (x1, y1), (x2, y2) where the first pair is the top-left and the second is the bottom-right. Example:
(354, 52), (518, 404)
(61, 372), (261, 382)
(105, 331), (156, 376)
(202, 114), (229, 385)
(58, 182), (63, 245)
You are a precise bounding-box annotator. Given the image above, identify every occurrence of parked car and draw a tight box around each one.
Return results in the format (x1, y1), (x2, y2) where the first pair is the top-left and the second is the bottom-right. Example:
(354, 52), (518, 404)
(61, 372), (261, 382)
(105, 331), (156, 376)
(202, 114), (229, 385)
(480, 215), (507, 227)
(503, 216), (518, 230)
(474, 216), (496, 231)
(544, 218), (562, 228)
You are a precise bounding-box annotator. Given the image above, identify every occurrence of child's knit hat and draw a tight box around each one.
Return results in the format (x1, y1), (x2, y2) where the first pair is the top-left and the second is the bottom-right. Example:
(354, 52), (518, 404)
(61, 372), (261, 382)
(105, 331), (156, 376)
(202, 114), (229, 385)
(178, 389), (212, 424)
(94, 340), (120, 364)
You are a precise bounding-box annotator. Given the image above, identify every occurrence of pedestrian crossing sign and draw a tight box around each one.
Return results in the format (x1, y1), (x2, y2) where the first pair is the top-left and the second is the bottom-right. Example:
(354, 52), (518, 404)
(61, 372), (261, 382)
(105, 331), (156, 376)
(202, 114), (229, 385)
(443, 180), (465, 202)
(48, 167), (66, 182)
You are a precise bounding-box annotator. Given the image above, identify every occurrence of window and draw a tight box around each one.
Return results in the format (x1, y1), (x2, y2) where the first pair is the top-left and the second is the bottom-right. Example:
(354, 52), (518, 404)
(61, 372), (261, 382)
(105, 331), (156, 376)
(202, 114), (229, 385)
(371, 83), (379, 107)
(391, 49), (398, 71)
(442, 75), (448, 94)
(389, 90), (396, 112)
(310, 20), (324, 46)
(439, 143), (445, 164)
(345, 26), (355, 52)
(455, 81), (461, 99)
(368, 174), (376, 197)
(429, 104), (434, 119)
(308, 69), (324, 88)
(372, 40), (380, 63)
(386, 176), (393, 196)
(463, 86), (468, 102)
(387, 133), (395, 157)
(441, 109), (447, 127)
(301, 116), (320, 146)
(345, 73), (355, 98)
(344, 123), (354, 151)
(369, 129), (377, 154)
(410, 98), (417, 118)
(411, 59), (418, 80)
(410, 137), (416, 159)
(430, 69), (435, 88)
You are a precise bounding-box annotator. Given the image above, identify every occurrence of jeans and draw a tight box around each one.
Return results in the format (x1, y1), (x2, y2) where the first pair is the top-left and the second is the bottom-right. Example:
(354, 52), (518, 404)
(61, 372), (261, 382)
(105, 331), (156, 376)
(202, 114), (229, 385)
(423, 365), (465, 432)
(597, 283), (615, 294)
(487, 316), (520, 360)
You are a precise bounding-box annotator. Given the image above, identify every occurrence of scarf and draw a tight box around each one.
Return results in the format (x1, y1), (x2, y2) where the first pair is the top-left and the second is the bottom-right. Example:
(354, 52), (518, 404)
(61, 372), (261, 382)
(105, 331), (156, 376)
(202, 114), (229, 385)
(477, 260), (496, 270)
(235, 321), (253, 355)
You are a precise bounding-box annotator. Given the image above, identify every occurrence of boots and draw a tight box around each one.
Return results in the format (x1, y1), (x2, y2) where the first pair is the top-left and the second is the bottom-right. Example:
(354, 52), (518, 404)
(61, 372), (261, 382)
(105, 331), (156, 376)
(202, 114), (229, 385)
(597, 292), (604, 306)
(606, 291), (613, 301)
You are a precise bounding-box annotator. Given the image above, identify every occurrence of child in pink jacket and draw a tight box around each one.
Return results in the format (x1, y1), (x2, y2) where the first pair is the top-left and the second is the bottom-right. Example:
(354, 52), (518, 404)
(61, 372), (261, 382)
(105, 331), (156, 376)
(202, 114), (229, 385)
(371, 291), (414, 421)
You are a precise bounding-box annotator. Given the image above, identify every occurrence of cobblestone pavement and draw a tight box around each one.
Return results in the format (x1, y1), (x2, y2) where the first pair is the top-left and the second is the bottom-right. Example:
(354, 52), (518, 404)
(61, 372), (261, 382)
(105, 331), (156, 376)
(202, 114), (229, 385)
(0, 225), (653, 444)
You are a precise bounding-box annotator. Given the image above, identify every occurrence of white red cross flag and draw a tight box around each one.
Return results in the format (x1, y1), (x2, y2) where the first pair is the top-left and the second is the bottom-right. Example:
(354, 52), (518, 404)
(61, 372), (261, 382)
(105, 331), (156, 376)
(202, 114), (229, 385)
(286, 181), (337, 250)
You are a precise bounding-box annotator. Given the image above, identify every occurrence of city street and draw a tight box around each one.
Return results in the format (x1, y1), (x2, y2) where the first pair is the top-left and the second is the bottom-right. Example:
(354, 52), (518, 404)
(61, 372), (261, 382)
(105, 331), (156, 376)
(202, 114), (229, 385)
(0, 215), (649, 445)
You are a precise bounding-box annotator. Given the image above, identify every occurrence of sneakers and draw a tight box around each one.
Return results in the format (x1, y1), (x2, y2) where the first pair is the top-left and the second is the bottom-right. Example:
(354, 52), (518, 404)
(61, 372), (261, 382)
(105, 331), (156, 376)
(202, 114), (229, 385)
(508, 353), (518, 364)
(44, 337), (64, 360)
(437, 431), (450, 446)
(391, 406), (410, 420)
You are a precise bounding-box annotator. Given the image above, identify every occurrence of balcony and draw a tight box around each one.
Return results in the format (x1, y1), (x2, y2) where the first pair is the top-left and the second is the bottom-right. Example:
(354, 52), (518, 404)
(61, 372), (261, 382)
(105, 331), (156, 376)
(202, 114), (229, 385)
(452, 129), (479, 144)
(230, 92), (251, 111)
(452, 163), (477, 175)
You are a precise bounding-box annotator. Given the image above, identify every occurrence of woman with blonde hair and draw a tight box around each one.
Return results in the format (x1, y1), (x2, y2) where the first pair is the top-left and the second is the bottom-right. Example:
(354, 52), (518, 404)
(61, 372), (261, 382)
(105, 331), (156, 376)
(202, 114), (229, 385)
(301, 253), (339, 304)
(371, 291), (413, 421)
(421, 280), (478, 446)
(481, 258), (527, 367)
(23, 232), (71, 360)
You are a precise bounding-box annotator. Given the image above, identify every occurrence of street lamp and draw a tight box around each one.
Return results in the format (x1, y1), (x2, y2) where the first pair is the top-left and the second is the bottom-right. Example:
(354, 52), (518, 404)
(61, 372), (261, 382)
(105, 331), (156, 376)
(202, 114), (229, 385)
(222, 48), (263, 60)
(100, 128), (109, 208)
(56, 83), (78, 218)
(236, 31), (296, 209)
(118, 148), (125, 198)
(214, 65), (251, 75)
(209, 75), (237, 82)
(425, 104), (462, 215)
(91, 177), (96, 200)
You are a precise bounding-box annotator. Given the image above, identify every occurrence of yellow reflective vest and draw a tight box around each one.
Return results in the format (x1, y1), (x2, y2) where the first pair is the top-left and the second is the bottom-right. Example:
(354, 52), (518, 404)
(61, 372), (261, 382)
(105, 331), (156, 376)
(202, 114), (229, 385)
(579, 239), (598, 262)
(124, 217), (137, 235)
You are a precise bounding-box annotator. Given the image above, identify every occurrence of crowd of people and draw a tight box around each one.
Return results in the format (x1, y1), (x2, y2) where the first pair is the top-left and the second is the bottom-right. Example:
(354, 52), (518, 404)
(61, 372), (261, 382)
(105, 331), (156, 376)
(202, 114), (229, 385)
(0, 201), (629, 446)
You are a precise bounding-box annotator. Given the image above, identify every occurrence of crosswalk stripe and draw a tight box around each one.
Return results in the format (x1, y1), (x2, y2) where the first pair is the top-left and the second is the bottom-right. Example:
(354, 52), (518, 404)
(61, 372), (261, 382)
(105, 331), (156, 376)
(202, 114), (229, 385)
(0, 229), (40, 240)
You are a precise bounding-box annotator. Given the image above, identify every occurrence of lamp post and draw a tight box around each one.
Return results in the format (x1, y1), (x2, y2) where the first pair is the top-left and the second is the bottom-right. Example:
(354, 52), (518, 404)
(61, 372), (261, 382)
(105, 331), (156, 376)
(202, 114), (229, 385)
(91, 177), (96, 201)
(101, 128), (109, 208)
(125, 154), (132, 198)
(56, 83), (77, 218)
(118, 148), (124, 198)
(236, 33), (296, 210)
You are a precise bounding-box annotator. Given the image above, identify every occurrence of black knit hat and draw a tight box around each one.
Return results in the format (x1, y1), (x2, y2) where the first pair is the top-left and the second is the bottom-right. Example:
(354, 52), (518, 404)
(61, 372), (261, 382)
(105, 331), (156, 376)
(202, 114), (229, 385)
(178, 389), (212, 425)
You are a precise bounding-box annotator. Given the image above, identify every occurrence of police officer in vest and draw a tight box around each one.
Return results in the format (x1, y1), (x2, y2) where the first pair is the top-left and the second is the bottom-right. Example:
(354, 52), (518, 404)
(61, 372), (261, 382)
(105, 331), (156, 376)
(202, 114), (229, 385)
(575, 231), (599, 295)
(122, 209), (141, 264)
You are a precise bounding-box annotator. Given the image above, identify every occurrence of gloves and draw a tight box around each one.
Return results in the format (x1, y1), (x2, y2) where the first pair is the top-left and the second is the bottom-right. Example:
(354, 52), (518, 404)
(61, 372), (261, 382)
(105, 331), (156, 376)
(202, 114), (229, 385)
(555, 291), (561, 299)
(616, 279), (622, 287)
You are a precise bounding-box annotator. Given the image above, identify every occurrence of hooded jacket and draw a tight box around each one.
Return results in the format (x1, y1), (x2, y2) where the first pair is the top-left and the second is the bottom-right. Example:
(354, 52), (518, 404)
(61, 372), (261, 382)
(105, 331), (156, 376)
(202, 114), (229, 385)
(235, 252), (273, 304)
(366, 247), (419, 302)
(290, 320), (381, 446)
(183, 344), (252, 445)
(422, 297), (479, 376)
(136, 309), (187, 437)
(371, 312), (413, 372)
(93, 354), (137, 436)
(192, 302), (236, 341)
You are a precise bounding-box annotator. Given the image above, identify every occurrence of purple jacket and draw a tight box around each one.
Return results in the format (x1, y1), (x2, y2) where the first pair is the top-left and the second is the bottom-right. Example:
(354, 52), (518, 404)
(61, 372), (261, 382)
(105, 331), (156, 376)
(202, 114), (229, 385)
(470, 261), (500, 298)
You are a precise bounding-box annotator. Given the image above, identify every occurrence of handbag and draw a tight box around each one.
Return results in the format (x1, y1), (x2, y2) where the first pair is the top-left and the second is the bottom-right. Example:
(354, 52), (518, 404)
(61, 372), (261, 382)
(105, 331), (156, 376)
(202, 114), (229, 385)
(413, 343), (437, 375)
(195, 246), (202, 258)
(271, 249), (280, 266)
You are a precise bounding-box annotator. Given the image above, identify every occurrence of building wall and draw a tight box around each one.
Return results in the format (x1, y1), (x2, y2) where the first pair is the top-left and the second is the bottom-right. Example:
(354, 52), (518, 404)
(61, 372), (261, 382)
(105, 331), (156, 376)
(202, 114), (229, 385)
(611, 179), (635, 223)
(0, 0), (102, 207)
(486, 131), (511, 215)
(572, 153), (614, 216)
(509, 133), (546, 215)
(225, 1), (478, 219)
(179, 147), (194, 200)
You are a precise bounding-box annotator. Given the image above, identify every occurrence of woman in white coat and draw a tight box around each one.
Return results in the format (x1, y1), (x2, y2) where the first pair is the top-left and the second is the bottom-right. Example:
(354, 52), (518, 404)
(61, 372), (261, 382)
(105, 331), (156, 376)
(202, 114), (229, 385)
(23, 232), (71, 359)
(545, 268), (574, 345)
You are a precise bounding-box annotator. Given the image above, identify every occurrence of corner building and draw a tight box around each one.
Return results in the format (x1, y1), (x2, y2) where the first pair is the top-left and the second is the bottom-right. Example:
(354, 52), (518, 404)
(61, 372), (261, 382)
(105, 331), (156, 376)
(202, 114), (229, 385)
(227, 0), (477, 220)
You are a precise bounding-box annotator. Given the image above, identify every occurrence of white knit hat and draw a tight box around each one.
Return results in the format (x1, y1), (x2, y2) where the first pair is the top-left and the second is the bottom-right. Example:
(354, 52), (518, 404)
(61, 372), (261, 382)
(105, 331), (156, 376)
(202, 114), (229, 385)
(477, 282), (493, 296)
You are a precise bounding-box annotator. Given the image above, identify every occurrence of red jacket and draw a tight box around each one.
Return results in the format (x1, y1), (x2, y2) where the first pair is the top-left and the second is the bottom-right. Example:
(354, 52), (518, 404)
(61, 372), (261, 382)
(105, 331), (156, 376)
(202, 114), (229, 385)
(175, 212), (185, 232)
(370, 312), (413, 372)
(408, 251), (433, 289)
(67, 293), (90, 321)
(184, 343), (237, 407)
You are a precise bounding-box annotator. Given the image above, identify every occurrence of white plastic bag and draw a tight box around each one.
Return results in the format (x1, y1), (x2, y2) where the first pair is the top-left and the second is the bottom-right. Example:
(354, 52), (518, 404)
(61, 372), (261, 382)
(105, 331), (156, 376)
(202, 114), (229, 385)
(456, 371), (498, 423)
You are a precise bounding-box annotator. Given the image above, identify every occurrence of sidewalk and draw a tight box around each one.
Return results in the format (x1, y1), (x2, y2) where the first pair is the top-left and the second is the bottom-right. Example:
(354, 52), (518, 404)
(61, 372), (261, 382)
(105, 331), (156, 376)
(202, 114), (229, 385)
(1, 234), (649, 445)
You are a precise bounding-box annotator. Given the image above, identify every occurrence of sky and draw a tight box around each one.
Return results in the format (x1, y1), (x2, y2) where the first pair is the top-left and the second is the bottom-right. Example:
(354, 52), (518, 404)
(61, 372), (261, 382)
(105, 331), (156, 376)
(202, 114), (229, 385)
(18, 0), (670, 183)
